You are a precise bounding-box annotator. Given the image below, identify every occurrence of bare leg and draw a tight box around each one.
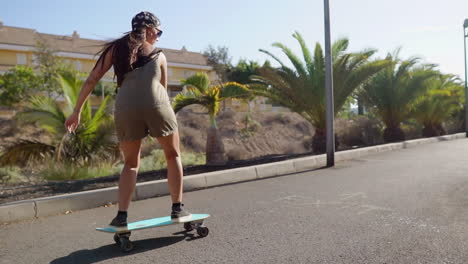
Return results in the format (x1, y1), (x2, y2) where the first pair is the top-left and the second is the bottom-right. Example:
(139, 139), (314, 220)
(117, 139), (142, 211)
(156, 132), (183, 203)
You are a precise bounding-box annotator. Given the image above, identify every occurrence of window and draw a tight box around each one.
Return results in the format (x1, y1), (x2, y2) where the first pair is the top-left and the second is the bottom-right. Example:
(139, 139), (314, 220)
(16, 53), (27, 65)
(183, 70), (194, 78)
(170, 90), (180, 97)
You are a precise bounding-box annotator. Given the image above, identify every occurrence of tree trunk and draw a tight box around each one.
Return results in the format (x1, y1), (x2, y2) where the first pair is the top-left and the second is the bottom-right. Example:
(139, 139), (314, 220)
(422, 125), (438, 137)
(383, 126), (405, 142)
(311, 128), (339, 154)
(422, 123), (446, 138)
(206, 127), (226, 165)
(435, 123), (446, 136)
(357, 98), (364, 115)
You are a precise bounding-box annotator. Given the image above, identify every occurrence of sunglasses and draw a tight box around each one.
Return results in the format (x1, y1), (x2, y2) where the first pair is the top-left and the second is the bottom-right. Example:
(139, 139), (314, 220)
(155, 29), (163, 38)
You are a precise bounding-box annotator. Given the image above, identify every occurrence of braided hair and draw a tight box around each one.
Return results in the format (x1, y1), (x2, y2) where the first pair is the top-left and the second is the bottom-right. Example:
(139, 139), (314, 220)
(93, 11), (161, 88)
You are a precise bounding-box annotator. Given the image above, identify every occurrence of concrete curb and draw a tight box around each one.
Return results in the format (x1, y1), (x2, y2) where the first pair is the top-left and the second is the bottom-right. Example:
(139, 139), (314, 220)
(1, 133), (465, 223)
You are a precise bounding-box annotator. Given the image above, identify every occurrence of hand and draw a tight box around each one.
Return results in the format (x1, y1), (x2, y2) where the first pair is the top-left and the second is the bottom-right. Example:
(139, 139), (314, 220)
(64, 111), (81, 134)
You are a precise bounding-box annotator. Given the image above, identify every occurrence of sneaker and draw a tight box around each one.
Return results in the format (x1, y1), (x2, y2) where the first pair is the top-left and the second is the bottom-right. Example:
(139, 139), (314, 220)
(108, 216), (128, 232)
(171, 203), (192, 223)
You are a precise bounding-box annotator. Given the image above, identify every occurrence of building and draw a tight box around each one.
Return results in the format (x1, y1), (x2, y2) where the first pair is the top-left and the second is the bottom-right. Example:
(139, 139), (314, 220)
(0, 21), (216, 98)
(0, 21), (280, 114)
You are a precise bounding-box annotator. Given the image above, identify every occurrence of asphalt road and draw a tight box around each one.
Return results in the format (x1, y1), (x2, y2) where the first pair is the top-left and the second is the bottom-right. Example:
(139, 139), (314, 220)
(1, 139), (467, 264)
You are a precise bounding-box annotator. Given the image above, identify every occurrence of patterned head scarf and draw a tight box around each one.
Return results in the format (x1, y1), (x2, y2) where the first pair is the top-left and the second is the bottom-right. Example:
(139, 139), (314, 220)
(131, 11), (160, 31)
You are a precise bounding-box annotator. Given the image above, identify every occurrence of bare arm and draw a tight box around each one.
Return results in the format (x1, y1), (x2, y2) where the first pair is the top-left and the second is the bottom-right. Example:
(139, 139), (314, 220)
(73, 47), (114, 114)
(159, 52), (168, 89)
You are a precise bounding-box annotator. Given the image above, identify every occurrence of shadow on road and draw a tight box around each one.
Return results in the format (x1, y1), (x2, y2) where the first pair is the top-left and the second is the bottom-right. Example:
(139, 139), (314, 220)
(50, 233), (192, 264)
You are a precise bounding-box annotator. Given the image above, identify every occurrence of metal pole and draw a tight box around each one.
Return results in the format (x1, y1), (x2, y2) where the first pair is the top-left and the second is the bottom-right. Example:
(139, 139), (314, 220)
(324, 0), (335, 167)
(464, 26), (468, 137)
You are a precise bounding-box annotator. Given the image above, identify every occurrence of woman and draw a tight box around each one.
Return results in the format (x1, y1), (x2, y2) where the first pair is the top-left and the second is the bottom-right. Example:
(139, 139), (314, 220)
(64, 11), (191, 230)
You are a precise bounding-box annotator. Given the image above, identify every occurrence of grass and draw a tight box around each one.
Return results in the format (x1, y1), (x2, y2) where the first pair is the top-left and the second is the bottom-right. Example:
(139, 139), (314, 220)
(137, 149), (206, 173)
(0, 166), (23, 183)
(37, 149), (206, 181)
(40, 161), (120, 181)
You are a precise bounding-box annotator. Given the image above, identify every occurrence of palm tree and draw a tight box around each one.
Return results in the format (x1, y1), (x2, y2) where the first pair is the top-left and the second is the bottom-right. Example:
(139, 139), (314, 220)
(411, 74), (464, 137)
(360, 50), (438, 142)
(228, 60), (261, 85)
(172, 72), (250, 165)
(0, 71), (119, 169)
(250, 31), (389, 153)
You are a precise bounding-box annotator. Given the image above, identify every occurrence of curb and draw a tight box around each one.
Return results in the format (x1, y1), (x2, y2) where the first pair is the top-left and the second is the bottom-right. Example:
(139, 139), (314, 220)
(1, 133), (465, 223)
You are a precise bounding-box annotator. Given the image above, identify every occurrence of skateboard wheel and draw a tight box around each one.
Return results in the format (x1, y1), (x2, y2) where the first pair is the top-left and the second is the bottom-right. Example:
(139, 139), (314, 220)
(113, 234), (121, 245)
(120, 237), (133, 252)
(184, 222), (193, 231)
(196, 227), (209, 237)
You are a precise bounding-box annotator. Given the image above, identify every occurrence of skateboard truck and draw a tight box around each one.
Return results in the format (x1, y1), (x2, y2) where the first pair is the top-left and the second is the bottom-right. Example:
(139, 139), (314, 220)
(101, 215), (210, 253)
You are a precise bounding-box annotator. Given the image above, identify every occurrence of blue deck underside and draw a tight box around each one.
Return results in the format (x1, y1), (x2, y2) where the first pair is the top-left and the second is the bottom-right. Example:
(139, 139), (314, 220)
(96, 214), (209, 233)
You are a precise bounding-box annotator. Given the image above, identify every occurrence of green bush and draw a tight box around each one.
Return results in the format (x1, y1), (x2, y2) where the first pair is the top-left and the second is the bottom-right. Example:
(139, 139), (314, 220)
(0, 166), (23, 183)
(181, 151), (206, 167)
(138, 149), (206, 173)
(240, 114), (261, 139)
(138, 149), (167, 172)
(36, 149), (206, 181)
(40, 161), (119, 181)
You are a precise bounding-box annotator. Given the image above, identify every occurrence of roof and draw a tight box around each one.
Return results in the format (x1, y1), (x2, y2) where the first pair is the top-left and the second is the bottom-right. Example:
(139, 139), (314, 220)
(0, 24), (210, 66)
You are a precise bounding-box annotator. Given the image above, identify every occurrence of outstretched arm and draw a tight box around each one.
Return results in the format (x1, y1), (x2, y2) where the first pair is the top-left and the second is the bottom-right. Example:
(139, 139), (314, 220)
(73, 46), (114, 114)
(65, 46), (114, 134)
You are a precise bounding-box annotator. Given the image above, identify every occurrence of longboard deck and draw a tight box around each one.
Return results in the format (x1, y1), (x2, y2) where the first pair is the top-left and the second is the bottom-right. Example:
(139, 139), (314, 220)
(96, 214), (210, 233)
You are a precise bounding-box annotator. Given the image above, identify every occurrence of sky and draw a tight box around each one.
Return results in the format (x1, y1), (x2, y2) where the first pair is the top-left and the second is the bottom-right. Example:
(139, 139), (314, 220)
(1, 0), (468, 79)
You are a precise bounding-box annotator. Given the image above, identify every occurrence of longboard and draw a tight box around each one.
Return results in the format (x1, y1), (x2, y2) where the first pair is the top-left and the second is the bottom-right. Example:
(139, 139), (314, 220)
(96, 214), (210, 252)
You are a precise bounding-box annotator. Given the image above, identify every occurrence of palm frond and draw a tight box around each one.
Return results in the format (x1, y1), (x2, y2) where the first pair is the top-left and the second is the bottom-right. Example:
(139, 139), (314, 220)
(272, 42), (307, 77)
(0, 140), (55, 167)
(331, 38), (349, 61)
(15, 95), (67, 137)
(181, 72), (211, 94)
(219, 82), (250, 99)
(259, 49), (287, 68)
(58, 73), (92, 121)
(86, 95), (113, 137)
(172, 93), (206, 113)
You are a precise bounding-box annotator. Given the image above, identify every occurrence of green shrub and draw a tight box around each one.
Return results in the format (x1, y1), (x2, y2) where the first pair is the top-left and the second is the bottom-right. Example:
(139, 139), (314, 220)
(0, 166), (23, 183)
(37, 149), (205, 181)
(138, 149), (206, 173)
(336, 116), (383, 148)
(138, 149), (167, 172)
(40, 161), (119, 181)
(181, 151), (206, 167)
(240, 114), (261, 139)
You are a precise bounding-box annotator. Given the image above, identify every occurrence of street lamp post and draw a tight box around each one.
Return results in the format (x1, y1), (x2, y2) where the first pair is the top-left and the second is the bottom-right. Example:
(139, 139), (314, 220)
(324, 0), (335, 166)
(464, 19), (468, 137)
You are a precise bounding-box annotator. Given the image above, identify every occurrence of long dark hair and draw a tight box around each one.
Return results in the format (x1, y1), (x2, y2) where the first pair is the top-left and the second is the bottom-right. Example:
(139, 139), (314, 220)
(93, 27), (158, 87)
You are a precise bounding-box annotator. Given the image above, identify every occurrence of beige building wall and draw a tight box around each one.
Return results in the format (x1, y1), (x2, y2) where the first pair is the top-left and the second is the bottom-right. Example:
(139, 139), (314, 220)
(0, 24), (215, 91)
(0, 24), (278, 113)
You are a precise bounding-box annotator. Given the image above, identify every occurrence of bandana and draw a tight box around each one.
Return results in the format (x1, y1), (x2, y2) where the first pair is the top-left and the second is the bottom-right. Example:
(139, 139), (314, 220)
(131, 11), (160, 31)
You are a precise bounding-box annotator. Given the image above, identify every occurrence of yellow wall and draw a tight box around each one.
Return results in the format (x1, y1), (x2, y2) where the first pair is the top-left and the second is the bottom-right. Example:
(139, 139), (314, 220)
(169, 67), (215, 84)
(0, 49), (213, 83)
(0, 50), (22, 66)
(223, 98), (271, 112)
(0, 49), (278, 112)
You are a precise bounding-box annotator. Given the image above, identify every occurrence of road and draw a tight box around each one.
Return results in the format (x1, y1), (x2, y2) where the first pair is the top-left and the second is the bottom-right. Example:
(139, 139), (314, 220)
(1, 139), (467, 263)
